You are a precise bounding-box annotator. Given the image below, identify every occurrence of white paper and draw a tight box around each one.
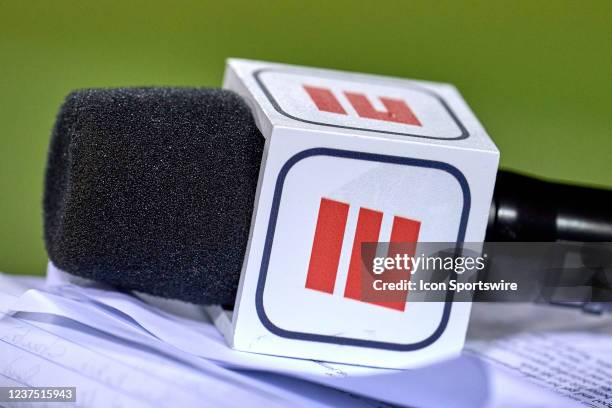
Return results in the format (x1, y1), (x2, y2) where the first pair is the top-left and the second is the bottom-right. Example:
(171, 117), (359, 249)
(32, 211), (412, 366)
(0, 274), (390, 408)
(4, 268), (577, 407)
(5, 268), (609, 407)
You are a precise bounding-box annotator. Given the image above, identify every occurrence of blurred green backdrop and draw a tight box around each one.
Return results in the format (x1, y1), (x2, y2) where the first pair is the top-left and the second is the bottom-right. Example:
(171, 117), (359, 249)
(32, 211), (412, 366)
(1, 1), (611, 276)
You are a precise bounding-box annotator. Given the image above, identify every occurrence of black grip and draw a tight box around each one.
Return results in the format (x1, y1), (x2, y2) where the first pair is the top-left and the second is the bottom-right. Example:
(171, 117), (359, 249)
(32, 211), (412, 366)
(486, 170), (612, 241)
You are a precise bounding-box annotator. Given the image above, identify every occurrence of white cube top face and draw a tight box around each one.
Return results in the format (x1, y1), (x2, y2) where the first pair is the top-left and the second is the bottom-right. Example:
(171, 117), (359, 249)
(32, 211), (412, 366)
(257, 70), (466, 140)
(221, 59), (499, 369)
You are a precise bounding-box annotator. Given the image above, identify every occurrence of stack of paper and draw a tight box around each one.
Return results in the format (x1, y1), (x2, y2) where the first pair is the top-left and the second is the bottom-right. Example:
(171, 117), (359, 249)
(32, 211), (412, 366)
(1, 265), (610, 407)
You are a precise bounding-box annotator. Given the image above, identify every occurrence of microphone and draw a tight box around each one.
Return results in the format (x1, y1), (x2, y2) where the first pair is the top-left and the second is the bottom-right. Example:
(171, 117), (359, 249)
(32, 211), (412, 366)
(44, 88), (263, 305)
(44, 87), (612, 305)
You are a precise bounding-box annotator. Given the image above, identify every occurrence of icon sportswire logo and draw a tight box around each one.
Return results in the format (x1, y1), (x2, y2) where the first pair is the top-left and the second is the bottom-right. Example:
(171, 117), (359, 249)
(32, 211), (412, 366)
(305, 198), (421, 312)
(303, 85), (422, 126)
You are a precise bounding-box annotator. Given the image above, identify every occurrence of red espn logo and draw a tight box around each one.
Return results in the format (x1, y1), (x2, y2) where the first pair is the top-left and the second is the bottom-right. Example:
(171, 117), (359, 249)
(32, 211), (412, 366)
(303, 85), (422, 127)
(305, 198), (421, 312)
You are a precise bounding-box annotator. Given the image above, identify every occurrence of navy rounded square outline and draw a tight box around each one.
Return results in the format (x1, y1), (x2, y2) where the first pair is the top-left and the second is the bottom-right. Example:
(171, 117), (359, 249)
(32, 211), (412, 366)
(253, 68), (469, 141)
(255, 147), (471, 350)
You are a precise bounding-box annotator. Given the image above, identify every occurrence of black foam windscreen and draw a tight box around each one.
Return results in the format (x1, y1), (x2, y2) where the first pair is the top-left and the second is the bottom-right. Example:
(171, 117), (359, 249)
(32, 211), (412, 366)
(44, 88), (264, 304)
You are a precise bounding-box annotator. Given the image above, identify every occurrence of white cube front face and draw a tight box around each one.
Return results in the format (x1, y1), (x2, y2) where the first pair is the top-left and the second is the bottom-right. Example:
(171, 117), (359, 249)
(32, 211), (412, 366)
(223, 59), (499, 367)
(256, 69), (467, 140)
(261, 151), (468, 347)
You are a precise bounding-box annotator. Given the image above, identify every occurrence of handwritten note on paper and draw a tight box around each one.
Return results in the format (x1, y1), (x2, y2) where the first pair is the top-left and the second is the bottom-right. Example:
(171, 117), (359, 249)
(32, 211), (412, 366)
(0, 310), (387, 408)
(467, 333), (612, 407)
(0, 313), (298, 408)
(0, 315), (155, 407)
(466, 301), (612, 408)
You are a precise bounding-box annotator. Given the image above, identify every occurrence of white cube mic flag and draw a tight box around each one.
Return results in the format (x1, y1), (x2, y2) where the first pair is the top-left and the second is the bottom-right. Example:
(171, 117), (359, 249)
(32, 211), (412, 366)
(44, 59), (612, 368)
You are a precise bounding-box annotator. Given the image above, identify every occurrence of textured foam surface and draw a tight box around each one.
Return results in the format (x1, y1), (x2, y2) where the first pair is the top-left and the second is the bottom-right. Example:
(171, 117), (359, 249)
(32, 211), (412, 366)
(44, 88), (264, 304)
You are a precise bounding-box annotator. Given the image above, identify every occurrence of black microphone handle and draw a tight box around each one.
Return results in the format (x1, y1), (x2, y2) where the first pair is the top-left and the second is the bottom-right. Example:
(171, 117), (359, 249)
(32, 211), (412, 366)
(486, 170), (612, 242)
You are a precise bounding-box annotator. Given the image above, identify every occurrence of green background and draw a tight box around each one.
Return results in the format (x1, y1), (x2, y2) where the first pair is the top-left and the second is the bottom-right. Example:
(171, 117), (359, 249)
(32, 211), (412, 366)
(1, 1), (611, 276)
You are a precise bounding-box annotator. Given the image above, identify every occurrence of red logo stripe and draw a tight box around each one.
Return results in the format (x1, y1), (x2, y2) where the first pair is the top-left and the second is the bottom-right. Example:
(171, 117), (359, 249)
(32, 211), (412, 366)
(344, 213), (421, 312)
(381, 216), (421, 311)
(343, 207), (384, 302)
(343, 92), (422, 126)
(303, 85), (347, 115)
(305, 198), (350, 293)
